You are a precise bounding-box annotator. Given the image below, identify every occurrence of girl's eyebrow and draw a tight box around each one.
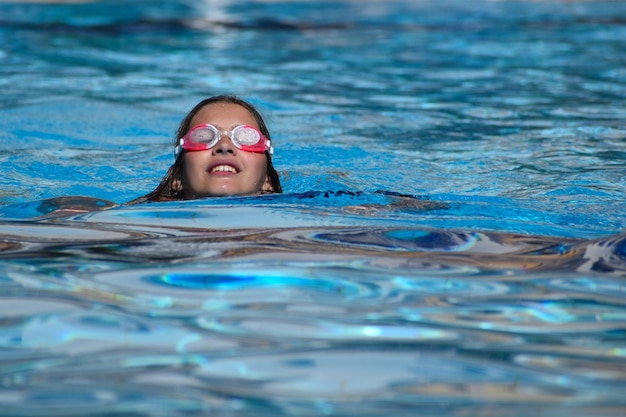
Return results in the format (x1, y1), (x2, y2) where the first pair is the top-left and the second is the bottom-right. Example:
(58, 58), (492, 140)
(221, 124), (245, 132)
(196, 123), (250, 131)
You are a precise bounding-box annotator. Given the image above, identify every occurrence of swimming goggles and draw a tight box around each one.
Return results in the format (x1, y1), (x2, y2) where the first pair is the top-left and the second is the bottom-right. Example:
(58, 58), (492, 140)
(175, 124), (272, 157)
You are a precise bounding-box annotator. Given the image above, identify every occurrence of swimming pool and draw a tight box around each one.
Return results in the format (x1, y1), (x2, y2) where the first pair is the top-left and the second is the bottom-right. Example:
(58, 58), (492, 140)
(1, 0), (625, 415)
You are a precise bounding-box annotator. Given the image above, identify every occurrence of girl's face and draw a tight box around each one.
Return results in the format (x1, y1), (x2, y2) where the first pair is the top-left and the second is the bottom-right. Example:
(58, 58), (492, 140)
(181, 102), (272, 198)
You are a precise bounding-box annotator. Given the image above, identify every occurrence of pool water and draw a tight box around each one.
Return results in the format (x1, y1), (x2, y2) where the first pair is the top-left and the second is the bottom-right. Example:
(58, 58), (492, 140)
(1, 0), (625, 415)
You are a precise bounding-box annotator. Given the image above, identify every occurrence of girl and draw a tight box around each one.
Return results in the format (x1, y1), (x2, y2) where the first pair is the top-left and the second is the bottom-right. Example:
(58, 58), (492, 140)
(137, 95), (282, 202)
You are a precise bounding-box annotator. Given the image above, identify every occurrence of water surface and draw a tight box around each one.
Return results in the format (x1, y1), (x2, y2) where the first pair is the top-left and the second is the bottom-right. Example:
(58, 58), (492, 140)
(0, 0), (625, 415)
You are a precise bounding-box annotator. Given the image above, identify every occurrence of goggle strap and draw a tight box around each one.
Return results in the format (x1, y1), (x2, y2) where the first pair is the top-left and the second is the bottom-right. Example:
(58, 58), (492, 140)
(174, 138), (184, 158)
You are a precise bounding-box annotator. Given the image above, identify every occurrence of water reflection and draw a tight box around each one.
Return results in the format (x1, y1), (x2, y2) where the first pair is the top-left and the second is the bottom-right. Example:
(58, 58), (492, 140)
(0, 211), (625, 415)
(1, 0), (626, 413)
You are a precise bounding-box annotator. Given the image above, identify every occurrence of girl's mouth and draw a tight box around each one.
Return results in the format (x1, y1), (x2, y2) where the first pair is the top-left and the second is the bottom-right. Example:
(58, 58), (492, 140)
(207, 161), (241, 175)
(210, 165), (238, 174)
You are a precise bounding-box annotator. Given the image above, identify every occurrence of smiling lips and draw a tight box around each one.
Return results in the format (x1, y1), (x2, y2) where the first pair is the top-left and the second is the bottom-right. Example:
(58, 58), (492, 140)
(209, 163), (239, 175)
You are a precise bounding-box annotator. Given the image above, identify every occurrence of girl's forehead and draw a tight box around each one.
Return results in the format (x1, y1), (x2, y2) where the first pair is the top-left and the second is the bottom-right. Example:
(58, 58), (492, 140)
(190, 103), (258, 128)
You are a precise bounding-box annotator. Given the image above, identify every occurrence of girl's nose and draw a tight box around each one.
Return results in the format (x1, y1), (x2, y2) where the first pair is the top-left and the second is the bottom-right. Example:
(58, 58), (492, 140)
(212, 134), (236, 155)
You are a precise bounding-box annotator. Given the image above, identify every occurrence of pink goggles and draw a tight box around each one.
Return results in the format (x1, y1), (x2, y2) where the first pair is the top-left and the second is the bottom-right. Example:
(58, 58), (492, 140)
(175, 124), (272, 157)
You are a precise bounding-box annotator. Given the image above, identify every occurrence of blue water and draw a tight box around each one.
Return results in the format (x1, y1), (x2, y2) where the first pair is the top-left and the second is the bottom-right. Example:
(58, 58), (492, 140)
(1, 0), (625, 416)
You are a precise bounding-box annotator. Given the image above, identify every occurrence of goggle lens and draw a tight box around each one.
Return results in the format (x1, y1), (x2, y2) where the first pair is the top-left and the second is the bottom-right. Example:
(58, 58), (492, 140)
(188, 127), (219, 145)
(233, 126), (262, 146)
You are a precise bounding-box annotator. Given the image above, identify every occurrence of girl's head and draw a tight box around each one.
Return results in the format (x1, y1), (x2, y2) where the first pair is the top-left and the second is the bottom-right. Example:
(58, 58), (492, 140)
(143, 95), (282, 201)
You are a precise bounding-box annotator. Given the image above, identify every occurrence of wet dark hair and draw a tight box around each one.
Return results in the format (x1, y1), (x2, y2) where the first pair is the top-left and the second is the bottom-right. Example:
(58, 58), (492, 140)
(133, 95), (282, 203)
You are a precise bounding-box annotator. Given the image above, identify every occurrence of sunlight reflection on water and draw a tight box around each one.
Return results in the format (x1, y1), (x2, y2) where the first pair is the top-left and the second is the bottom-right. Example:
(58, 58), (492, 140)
(1, 0), (625, 415)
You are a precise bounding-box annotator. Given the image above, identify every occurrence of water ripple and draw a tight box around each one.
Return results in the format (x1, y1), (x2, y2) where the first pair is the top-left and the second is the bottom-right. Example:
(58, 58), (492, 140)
(1, 0), (626, 414)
